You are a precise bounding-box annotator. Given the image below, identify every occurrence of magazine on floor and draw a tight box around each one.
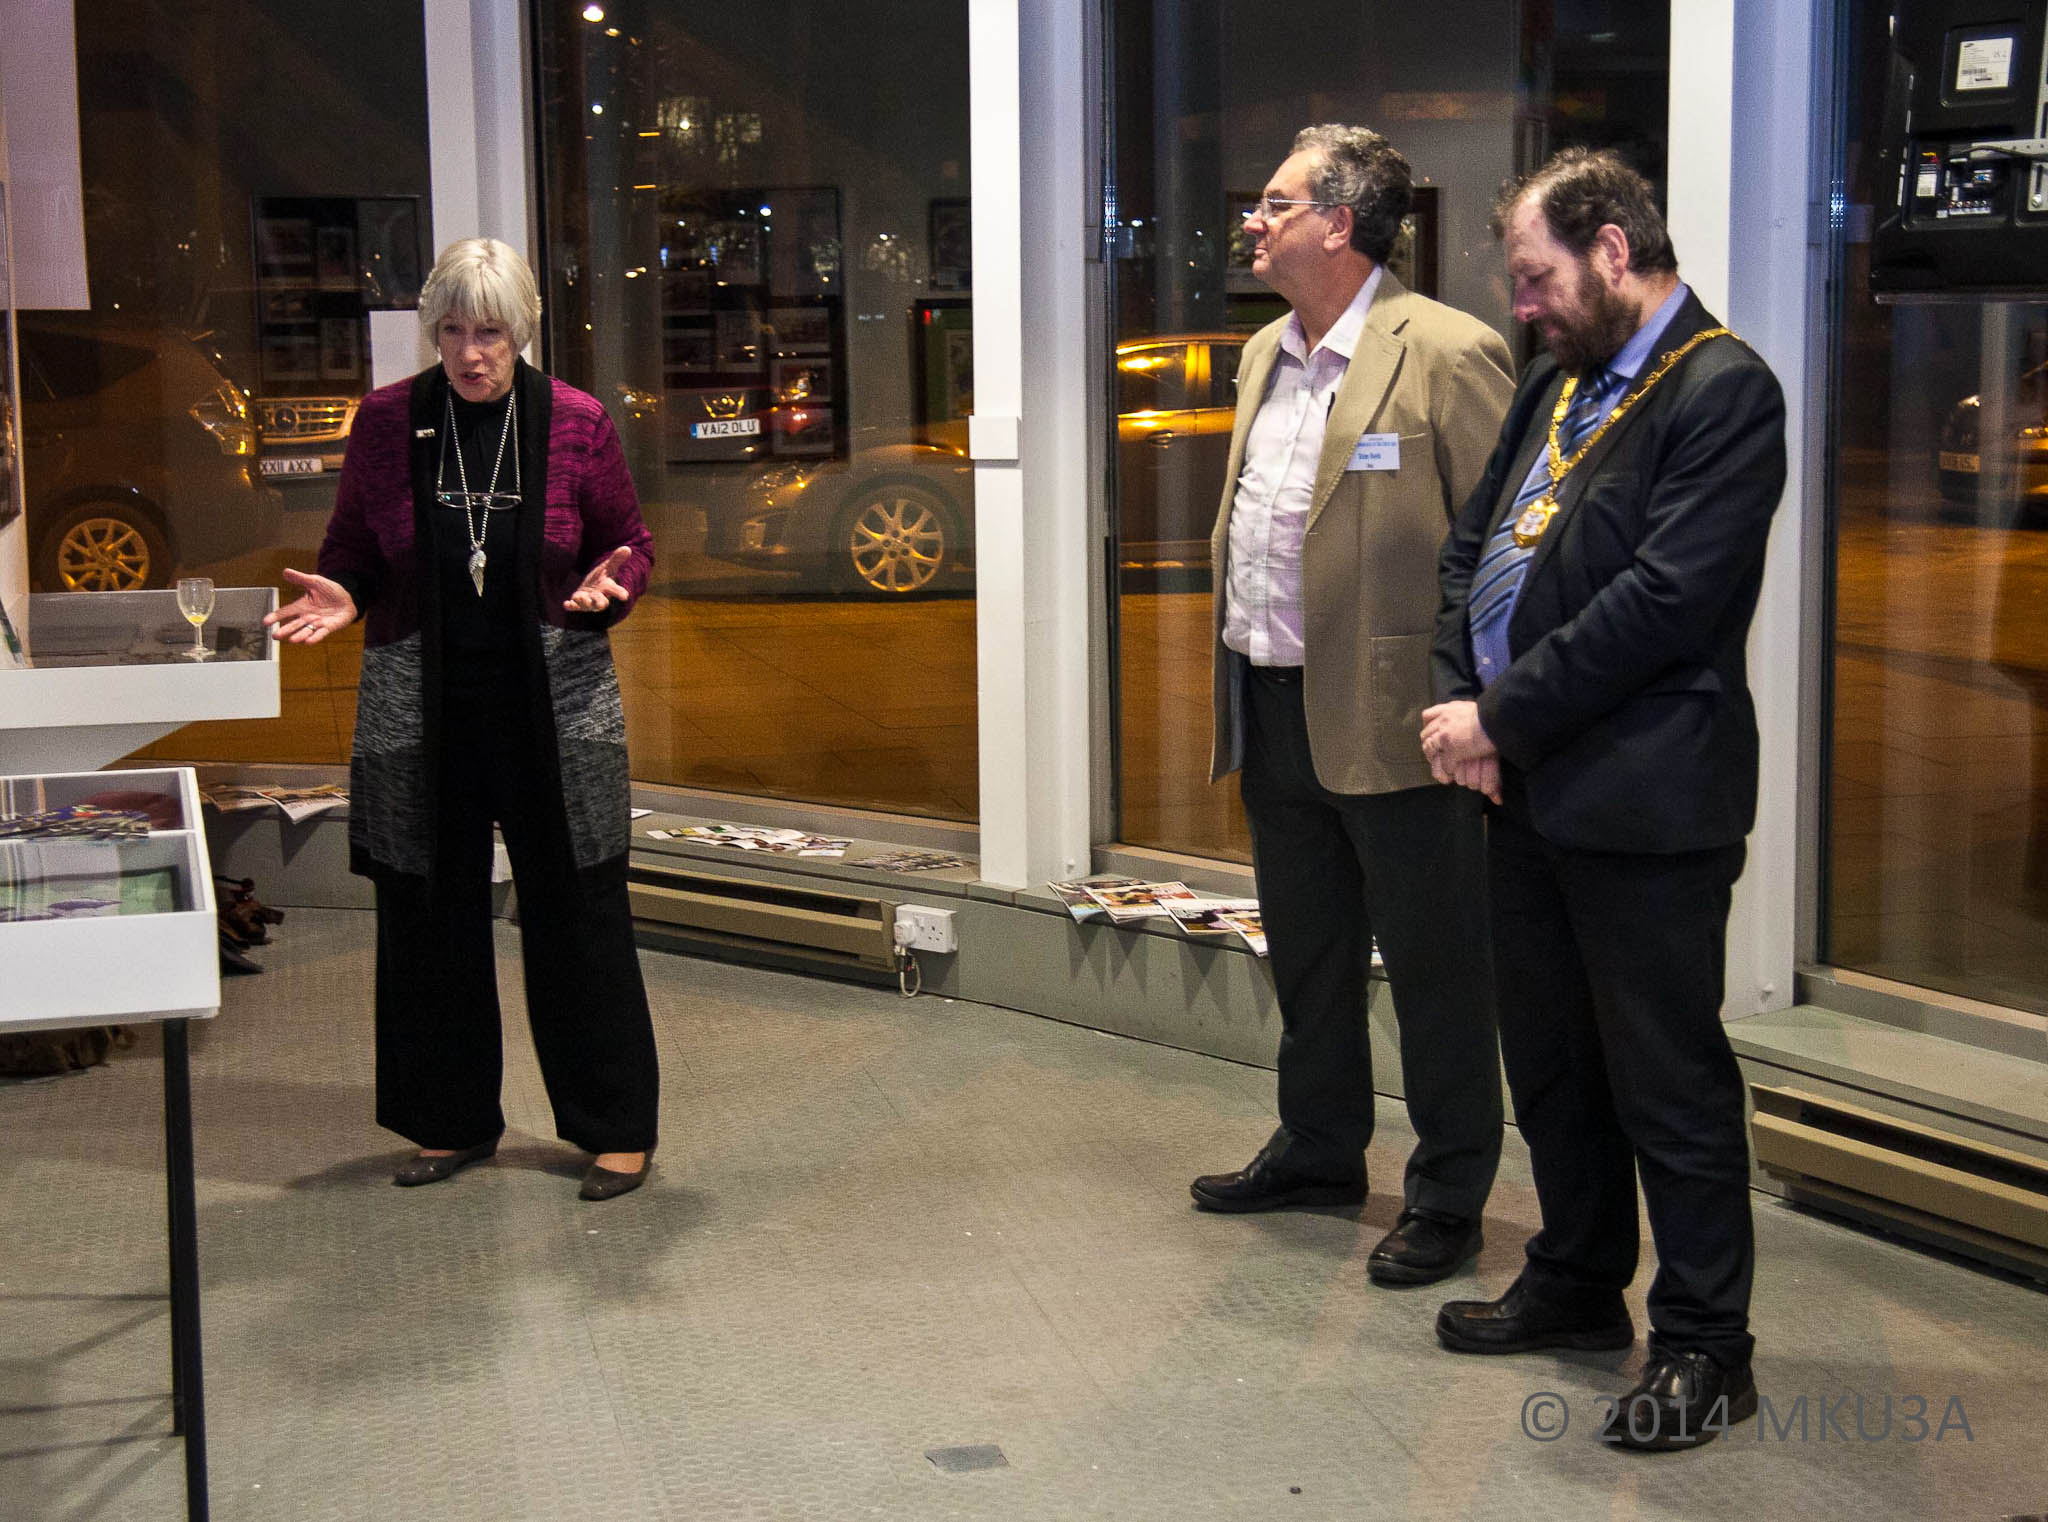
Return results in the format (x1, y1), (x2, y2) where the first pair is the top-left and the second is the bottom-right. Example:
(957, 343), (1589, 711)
(1163, 894), (1262, 943)
(1045, 875), (1147, 923)
(1214, 907), (1268, 956)
(1080, 879), (1201, 924)
(861, 849), (976, 873)
(200, 784), (348, 823)
(651, 823), (852, 858)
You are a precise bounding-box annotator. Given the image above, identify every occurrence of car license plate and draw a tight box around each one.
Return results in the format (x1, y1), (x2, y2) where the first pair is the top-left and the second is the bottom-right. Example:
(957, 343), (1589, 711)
(1939, 451), (1980, 474)
(260, 456), (325, 476)
(692, 417), (760, 439)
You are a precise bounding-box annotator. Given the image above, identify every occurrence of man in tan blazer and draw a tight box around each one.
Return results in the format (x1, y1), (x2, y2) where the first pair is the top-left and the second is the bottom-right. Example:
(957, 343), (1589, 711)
(1189, 125), (1514, 1287)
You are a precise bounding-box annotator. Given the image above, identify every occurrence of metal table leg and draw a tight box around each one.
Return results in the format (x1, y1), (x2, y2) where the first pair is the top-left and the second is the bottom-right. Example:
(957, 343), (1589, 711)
(162, 1018), (210, 1522)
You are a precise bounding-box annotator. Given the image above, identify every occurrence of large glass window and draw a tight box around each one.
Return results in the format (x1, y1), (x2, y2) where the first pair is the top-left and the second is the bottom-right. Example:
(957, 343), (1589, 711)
(1108, 2), (1671, 859)
(1824, 4), (2048, 1014)
(535, 1), (976, 821)
(31, 0), (432, 767)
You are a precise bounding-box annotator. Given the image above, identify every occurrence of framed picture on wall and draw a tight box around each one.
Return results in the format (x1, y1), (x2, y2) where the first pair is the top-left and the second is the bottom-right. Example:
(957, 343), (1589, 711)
(764, 187), (841, 296)
(767, 305), (831, 355)
(315, 225), (358, 290)
(1386, 186), (1440, 299)
(668, 327), (714, 374)
(929, 198), (971, 291)
(714, 309), (762, 367)
(319, 318), (361, 380)
(771, 356), (830, 405)
(355, 197), (423, 309)
(255, 217), (315, 284)
(770, 358), (835, 458)
(911, 299), (974, 427)
(262, 330), (320, 383)
(1225, 190), (1262, 294)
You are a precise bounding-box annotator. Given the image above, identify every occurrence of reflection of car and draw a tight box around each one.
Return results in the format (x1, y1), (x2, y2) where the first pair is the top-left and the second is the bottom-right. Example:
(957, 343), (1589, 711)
(17, 313), (283, 591)
(705, 422), (975, 594)
(1937, 360), (2048, 521)
(700, 333), (1246, 595)
(255, 394), (359, 479)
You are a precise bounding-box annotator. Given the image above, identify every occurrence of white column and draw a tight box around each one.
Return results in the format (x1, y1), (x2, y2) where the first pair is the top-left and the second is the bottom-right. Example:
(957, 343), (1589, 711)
(1016, 0), (1099, 885)
(969, 0), (1028, 886)
(423, 2), (536, 351)
(1668, 0), (1823, 1017)
(0, 0), (88, 310)
(424, 1), (532, 263)
(969, 0), (1098, 889)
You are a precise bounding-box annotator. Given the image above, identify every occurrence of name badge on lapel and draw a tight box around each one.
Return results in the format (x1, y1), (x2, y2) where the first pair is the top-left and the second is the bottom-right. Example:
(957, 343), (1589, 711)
(1346, 433), (1400, 472)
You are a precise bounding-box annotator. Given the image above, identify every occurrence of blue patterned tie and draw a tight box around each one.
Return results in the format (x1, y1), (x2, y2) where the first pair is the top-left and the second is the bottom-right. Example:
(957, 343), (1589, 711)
(1467, 365), (1623, 687)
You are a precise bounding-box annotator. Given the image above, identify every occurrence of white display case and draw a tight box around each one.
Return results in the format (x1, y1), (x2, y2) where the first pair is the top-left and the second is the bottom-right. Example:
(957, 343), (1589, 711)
(0, 586), (280, 771)
(0, 766), (219, 1028)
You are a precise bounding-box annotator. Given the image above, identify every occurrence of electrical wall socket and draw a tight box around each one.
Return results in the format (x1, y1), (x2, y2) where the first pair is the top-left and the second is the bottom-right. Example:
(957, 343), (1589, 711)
(893, 904), (957, 953)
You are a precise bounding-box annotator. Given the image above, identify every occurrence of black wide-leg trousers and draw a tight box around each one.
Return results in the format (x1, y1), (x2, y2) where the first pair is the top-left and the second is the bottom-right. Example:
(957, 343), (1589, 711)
(1238, 665), (1503, 1219)
(1487, 809), (1754, 1369)
(373, 668), (659, 1156)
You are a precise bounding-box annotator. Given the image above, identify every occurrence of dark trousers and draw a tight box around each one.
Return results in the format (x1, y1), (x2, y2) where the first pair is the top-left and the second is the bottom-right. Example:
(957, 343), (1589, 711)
(1487, 810), (1754, 1368)
(1239, 666), (1502, 1219)
(373, 666), (659, 1156)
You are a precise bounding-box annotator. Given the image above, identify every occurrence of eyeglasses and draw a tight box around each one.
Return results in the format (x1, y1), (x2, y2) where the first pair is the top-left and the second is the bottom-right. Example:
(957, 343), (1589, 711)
(1241, 197), (1332, 222)
(435, 490), (522, 512)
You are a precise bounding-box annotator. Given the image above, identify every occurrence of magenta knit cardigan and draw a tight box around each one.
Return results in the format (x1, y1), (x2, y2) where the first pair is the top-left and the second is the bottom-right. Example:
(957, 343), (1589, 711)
(318, 367), (653, 647)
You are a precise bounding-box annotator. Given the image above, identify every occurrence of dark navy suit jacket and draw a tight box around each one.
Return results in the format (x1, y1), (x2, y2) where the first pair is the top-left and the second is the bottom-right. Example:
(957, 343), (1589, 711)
(1432, 292), (1788, 855)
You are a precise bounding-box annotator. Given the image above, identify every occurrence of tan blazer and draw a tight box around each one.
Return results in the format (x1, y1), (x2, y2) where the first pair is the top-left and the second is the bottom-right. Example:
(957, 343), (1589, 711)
(1209, 272), (1514, 795)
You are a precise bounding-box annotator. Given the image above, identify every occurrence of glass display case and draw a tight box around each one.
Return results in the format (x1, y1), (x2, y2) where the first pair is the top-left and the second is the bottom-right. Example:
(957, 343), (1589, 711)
(0, 585), (279, 771)
(0, 766), (218, 1027)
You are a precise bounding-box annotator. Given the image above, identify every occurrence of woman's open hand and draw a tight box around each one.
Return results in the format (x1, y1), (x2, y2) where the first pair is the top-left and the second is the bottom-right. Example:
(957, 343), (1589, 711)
(264, 568), (357, 644)
(564, 546), (634, 613)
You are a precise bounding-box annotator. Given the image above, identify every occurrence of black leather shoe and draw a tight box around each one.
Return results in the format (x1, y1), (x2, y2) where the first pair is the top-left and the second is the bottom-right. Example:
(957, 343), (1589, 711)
(392, 1140), (497, 1187)
(1435, 1276), (1634, 1354)
(1599, 1345), (1756, 1450)
(1367, 1208), (1482, 1286)
(1189, 1133), (1365, 1213)
(579, 1156), (651, 1201)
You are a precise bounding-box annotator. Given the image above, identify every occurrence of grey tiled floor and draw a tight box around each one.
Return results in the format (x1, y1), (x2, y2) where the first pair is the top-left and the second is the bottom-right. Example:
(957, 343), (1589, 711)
(3, 908), (2046, 1521)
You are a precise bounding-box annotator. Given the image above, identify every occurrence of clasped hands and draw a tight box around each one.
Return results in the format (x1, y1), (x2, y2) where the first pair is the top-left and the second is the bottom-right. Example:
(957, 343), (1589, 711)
(1419, 700), (1501, 804)
(264, 547), (637, 644)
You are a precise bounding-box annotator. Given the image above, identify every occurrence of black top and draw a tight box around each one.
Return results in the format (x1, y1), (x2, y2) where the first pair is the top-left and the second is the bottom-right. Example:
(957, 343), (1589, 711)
(434, 385), (523, 659)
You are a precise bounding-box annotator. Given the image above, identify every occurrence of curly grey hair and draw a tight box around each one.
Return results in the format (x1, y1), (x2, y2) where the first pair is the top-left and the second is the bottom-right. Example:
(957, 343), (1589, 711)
(1292, 124), (1413, 266)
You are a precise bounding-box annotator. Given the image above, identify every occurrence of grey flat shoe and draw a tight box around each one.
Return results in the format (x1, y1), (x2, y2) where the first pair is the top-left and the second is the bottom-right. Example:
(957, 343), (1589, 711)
(392, 1140), (498, 1187)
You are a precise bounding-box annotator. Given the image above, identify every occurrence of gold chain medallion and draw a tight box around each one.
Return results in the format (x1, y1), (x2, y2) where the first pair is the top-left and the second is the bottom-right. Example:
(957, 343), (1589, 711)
(1510, 327), (1736, 548)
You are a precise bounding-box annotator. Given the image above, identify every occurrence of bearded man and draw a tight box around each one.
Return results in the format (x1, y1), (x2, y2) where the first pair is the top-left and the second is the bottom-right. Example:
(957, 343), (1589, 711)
(1423, 148), (1787, 1451)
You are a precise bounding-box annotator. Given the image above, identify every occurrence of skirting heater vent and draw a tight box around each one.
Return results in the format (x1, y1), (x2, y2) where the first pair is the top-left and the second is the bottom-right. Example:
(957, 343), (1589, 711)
(1750, 1084), (2048, 1280)
(627, 858), (899, 977)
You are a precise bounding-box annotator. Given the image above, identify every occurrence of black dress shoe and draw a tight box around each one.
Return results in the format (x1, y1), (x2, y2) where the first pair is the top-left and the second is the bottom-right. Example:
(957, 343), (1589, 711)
(1367, 1207), (1482, 1286)
(1189, 1133), (1365, 1213)
(392, 1140), (497, 1187)
(1435, 1276), (1634, 1354)
(579, 1155), (651, 1201)
(1599, 1345), (1756, 1450)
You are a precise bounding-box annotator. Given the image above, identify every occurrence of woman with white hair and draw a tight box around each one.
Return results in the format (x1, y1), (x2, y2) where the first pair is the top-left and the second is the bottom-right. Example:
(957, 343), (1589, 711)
(265, 237), (659, 1201)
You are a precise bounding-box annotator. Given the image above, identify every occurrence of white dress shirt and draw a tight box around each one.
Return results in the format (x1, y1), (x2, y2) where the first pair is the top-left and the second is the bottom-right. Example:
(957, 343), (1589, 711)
(1222, 265), (1384, 668)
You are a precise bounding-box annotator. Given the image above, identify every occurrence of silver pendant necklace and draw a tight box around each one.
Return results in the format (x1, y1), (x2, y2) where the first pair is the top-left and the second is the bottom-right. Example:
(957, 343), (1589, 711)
(440, 388), (518, 596)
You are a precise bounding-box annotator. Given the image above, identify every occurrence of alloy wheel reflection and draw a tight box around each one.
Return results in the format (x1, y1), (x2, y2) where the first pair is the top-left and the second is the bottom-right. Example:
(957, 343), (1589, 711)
(56, 516), (157, 591)
(846, 489), (948, 594)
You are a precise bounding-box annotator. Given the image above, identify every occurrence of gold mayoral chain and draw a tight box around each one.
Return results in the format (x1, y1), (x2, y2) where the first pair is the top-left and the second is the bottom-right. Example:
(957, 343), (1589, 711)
(1511, 326), (1737, 548)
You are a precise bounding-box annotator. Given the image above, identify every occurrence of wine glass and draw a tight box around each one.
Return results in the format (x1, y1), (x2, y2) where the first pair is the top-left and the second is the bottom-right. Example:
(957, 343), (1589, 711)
(175, 577), (216, 661)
